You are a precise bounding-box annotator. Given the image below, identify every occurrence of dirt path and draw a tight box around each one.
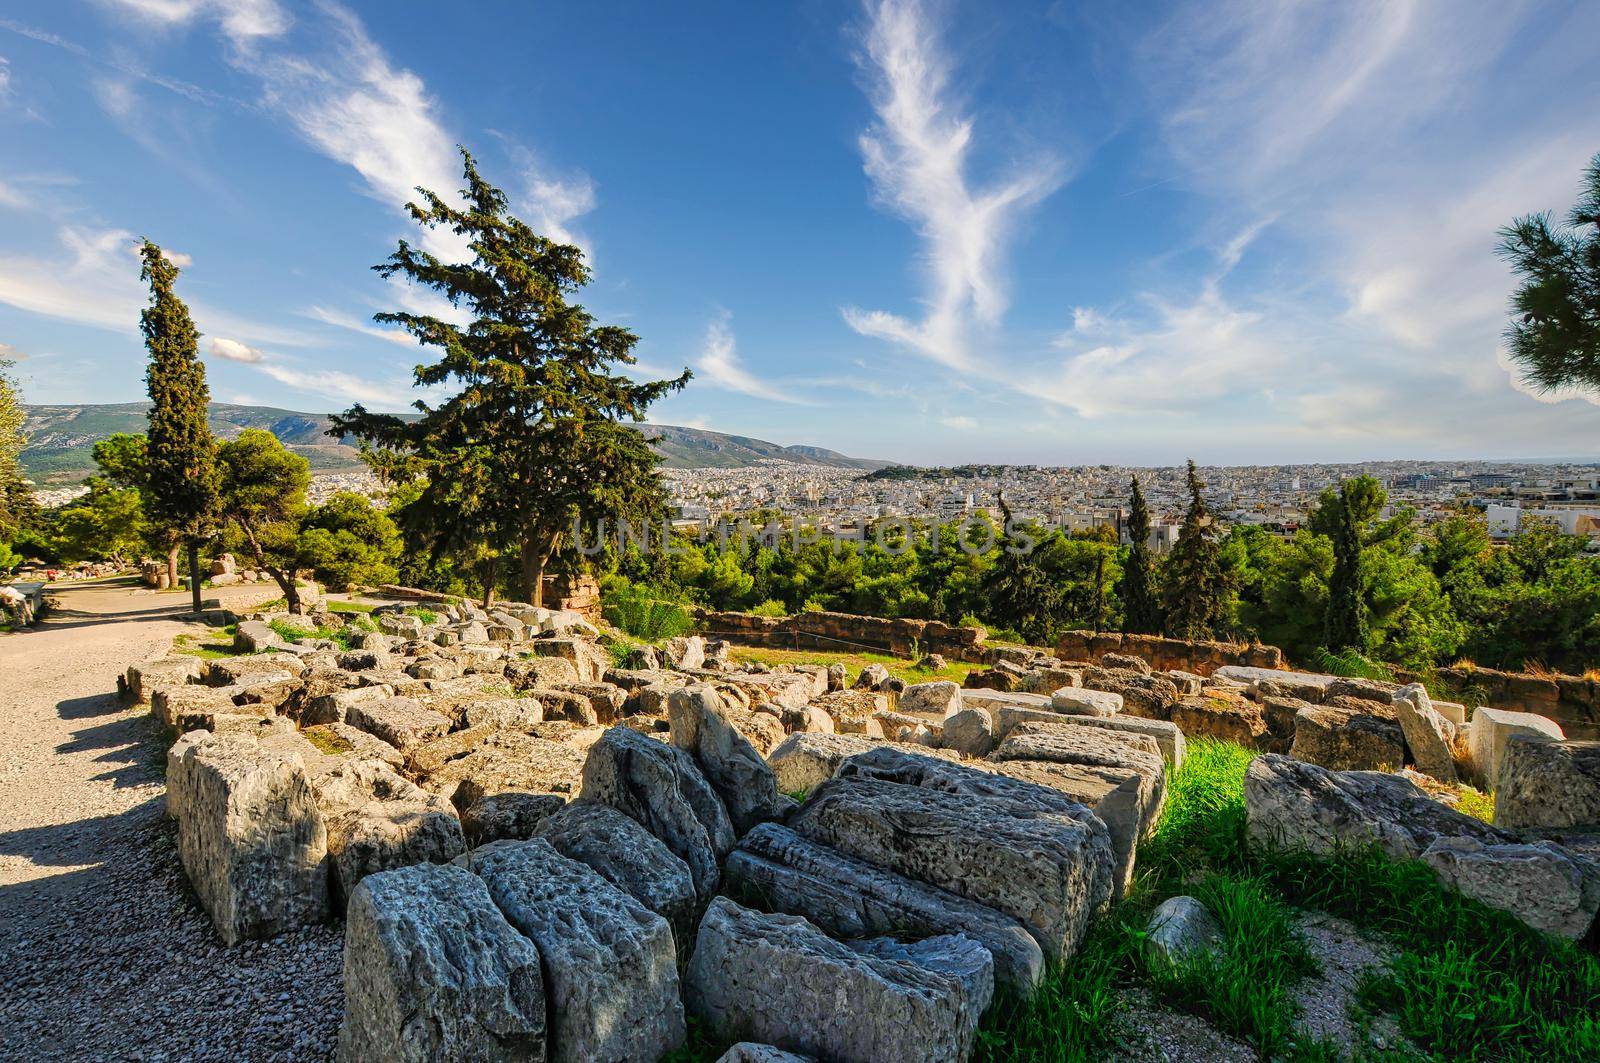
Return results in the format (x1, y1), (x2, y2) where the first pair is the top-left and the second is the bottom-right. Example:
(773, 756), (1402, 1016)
(0, 578), (341, 1062)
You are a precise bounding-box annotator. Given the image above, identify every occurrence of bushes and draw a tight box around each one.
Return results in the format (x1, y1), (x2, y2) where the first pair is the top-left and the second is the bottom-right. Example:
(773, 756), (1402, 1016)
(603, 582), (694, 642)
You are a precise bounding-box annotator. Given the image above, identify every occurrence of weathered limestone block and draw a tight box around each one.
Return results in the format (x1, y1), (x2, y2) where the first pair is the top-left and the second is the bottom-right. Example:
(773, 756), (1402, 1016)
(203, 653), (304, 687)
(899, 680), (961, 717)
(346, 697), (452, 753)
(464, 839), (686, 1063)
(461, 696), (544, 731)
(725, 822), (1045, 993)
(662, 635), (706, 671)
(303, 723), (407, 769)
(1290, 705), (1405, 772)
(534, 799), (698, 947)
(1244, 753), (1504, 861)
(408, 658), (462, 682)
(1468, 706), (1565, 790)
(986, 703), (1179, 760)
(298, 683), (393, 727)
(460, 791), (567, 846)
(504, 655), (581, 689)
(1495, 737), (1600, 830)
(1172, 692), (1268, 748)
(530, 638), (608, 684)
(668, 685), (788, 834)
(520, 687), (598, 726)
(790, 774), (1113, 961)
(941, 706), (997, 757)
(125, 655), (205, 702)
(338, 862), (546, 1063)
(167, 730), (328, 944)
(1214, 666), (1336, 699)
(687, 897), (988, 1062)
(1050, 687), (1124, 717)
(1421, 836), (1600, 941)
(233, 620), (300, 655)
(580, 725), (736, 901)
(376, 612), (425, 639)
(1326, 676), (1400, 705)
(151, 684), (241, 729)
(425, 731), (590, 811)
(313, 759), (466, 903)
(1081, 667), (1181, 720)
(853, 663), (892, 690)
(766, 732), (964, 795)
(845, 933), (994, 1042)
(1391, 683), (1459, 783)
(812, 690), (888, 737)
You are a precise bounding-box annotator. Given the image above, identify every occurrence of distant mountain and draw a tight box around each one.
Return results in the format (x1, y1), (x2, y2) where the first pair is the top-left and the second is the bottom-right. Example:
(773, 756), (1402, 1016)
(19, 403), (888, 484)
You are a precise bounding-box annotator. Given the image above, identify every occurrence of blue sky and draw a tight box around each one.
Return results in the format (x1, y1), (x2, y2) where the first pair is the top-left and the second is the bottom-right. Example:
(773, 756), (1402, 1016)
(2, 0), (1598, 465)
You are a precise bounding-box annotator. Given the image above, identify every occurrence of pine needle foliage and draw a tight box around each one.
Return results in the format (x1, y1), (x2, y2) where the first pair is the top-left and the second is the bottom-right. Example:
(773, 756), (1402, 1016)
(333, 150), (689, 606)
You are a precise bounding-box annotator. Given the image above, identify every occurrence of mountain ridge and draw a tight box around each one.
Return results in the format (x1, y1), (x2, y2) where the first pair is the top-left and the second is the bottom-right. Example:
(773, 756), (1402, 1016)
(18, 402), (888, 484)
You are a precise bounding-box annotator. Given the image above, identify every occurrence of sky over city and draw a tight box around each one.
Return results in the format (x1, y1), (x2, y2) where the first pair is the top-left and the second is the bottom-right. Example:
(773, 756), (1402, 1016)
(2, 0), (1598, 465)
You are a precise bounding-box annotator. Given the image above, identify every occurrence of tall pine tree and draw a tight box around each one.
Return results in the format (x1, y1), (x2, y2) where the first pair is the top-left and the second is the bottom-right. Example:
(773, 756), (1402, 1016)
(140, 241), (219, 613)
(334, 150), (689, 606)
(1119, 474), (1161, 634)
(982, 494), (1062, 645)
(1161, 459), (1229, 639)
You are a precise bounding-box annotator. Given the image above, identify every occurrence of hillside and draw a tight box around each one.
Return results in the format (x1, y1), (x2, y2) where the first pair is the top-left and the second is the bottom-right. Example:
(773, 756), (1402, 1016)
(18, 403), (888, 484)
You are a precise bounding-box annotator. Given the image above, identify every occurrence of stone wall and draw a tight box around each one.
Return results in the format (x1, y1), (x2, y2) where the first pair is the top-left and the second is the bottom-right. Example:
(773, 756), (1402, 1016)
(1397, 664), (1600, 738)
(695, 609), (988, 660)
(1053, 630), (1282, 675)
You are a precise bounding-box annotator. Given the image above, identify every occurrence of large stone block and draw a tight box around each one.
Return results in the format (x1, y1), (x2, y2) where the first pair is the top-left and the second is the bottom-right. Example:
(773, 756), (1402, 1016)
(1495, 737), (1600, 831)
(580, 725), (735, 901)
(1289, 705), (1405, 772)
(1050, 687), (1123, 717)
(725, 822), (1044, 993)
(1467, 706), (1565, 790)
(1421, 836), (1600, 942)
(534, 799), (698, 947)
(1171, 693), (1267, 748)
(685, 897), (987, 1062)
(790, 774), (1113, 962)
(167, 730), (328, 945)
(311, 759), (466, 904)
(464, 839), (686, 1063)
(668, 685), (788, 834)
(125, 655), (204, 702)
(1244, 753), (1505, 861)
(338, 862), (545, 1062)
(1391, 683), (1459, 783)
(899, 680), (961, 717)
(346, 697), (452, 753)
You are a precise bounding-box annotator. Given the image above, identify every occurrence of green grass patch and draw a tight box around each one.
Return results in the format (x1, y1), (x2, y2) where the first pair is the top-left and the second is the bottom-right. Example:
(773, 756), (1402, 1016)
(326, 599), (377, 614)
(1453, 786), (1494, 823)
(302, 725), (355, 756)
(406, 606), (440, 625)
(171, 628), (239, 659)
(268, 617), (365, 651)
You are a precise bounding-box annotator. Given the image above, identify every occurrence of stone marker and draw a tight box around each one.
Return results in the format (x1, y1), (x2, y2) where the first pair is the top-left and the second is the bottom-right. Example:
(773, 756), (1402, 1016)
(1391, 683), (1458, 783)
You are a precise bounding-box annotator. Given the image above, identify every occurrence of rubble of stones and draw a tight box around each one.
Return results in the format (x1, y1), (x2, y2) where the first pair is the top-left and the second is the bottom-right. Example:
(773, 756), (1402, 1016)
(125, 598), (1600, 1063)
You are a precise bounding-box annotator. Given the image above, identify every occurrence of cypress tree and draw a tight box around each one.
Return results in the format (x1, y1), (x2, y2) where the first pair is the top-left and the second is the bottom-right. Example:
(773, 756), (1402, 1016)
(1161, 459), (1228, 639)
(334, 150), (689, 606)
(982, 493), (1062, 645)
(139, 241), (219, 613)
(1119, 474), (1161, 634)
(1311, 475), (1385, 653)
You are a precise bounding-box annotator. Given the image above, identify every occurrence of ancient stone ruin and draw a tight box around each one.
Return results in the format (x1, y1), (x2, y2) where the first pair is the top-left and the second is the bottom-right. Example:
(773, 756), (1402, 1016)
(123, 599), (1600, 1061)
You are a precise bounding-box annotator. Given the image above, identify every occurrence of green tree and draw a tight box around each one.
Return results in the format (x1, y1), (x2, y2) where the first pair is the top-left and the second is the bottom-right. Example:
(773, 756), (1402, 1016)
(982, 496), (1060, 645)
(1310, 475), (1385, 652)
(299, 492), (403, 591)
(48, 479), (149, 565)
(1162, 460), (1229, 639)
(1119, 474), (1161, 634)
(139, 241), (220, 612)
(216, 429), (314, 613)
(1497, 151), (1600, 395)
(334, 150), (688, 606)
(0, 353), (30, 543)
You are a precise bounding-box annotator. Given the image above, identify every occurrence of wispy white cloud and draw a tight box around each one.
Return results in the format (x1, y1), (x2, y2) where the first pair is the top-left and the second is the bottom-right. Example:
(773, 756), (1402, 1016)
(0, 225), (312, 347)
(842, 0), (1064, 369)
(304, 304), (416, 347)
(940, 414), (977, 430)
(96, 0), (290, 47)
(253, 360), (414, 410)
(695, 312), (807, 404)
(0, 341), (27, 362)
(208, 336), (263, 363)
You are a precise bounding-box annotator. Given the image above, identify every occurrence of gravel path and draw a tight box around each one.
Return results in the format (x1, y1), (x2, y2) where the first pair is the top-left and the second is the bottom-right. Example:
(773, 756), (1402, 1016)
(0, 578), (342, 1062)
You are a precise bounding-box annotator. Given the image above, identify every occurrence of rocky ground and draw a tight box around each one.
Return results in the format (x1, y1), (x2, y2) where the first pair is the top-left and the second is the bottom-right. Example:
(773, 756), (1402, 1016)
(0, 579), (342, 1062)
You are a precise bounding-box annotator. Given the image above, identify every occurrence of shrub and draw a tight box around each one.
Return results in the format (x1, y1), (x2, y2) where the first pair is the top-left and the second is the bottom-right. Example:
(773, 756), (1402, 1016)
(604, 584), (694, 642)
(749, 599), (787, 618)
